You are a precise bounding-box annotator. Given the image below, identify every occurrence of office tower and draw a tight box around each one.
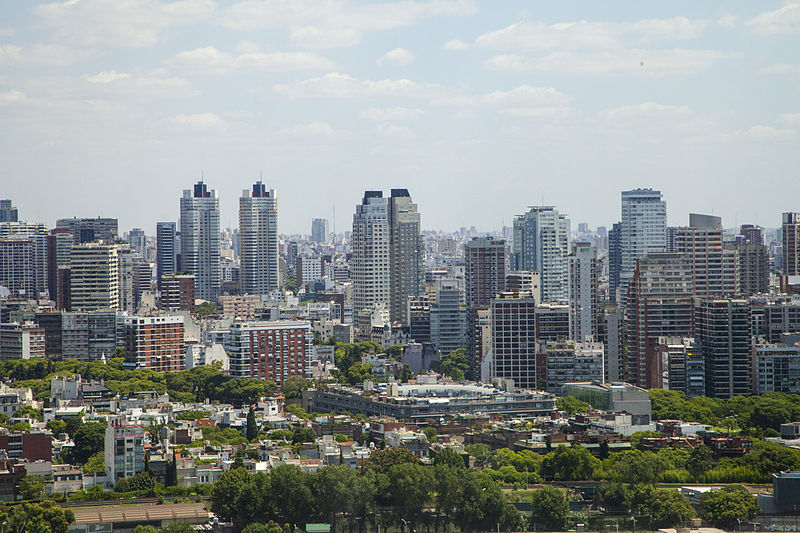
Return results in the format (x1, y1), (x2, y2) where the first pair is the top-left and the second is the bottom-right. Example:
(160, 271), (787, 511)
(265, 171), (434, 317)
(465, 237), (506, 372)
(311, 218), (329, 244)
(239, 181), (279, 295)
(225, 320), (312, 383)
(69, 242), (119, 311)
(0, 200), (18, 222)
(541, 340), (604, 395)
(569, 242), (599, 342)
(506, 271), (541, 303)
(733, 242), (769, 296)
(156, 222), (177, 292)
(512, 206), (570, 302)
(782, 213), (800, 276)
(56, 217), (118, 244)
(430, 278), (467, 356)
(47, 228), (73, 306)
(0, 224), (48, 299)
(160, 274), (196, 313)
(694, 299), (751, 399)
(119, 315), (185, 372)
(620, 188), (667, 291)
(674, 214), (738, 298)
(180, 181), (220, 301)
(388, 189), (423, 323)
(625, 253), (693, 389)
(128, 228), (146, 257)
(491, 292), (537, 389)
(608, 222), (622, 302)
(352, 191), (390, 318)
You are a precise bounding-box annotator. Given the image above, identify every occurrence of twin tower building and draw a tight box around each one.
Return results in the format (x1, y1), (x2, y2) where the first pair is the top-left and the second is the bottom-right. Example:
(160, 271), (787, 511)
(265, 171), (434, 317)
(164, 181), (279, 302)
(166, 182), (423, 319)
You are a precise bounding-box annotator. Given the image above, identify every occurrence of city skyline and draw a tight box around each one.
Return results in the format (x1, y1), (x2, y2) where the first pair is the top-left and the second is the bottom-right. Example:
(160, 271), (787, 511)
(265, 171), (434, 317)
(1, 1), (799, 234)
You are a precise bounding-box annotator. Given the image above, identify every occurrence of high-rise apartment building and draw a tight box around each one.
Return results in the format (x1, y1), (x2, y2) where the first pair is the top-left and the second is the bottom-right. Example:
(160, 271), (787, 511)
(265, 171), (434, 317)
(782, 212), (800, 276)
(156, 222), (177, 292)
(620, 189), (667, 292)
(569, 242), (599, 342)
(465, 238), (506, 372)
(69, 242), (119, 311)
(674, 214), (738, 298)
(311, 218), (329, 244)
(180, 182), (220, 301)
(225, 321), (312, 384)
(239, 181), (279, 295)
(0, 222), (48, 299)
(608, 222), (622, 302)
(128, 228), (146, 257)
(104, 416), (145, 486)
(160, 274), (196, 313)
(0, 322), (45, 362)
(506, 270), (541, 303)
(0, 200), (18, 222)
(429, 278), (466, 356)
(512, 206), (570, 302)
(47, 228), (73, 306)
(694, 299), (752, 399)
(56, 217), (118, 244)
(352, 192), (390, 317)
(491, 292), (537, 389)
(625, 253), (693, 389)
(388, 189), (423, 323)
(739, 224), (764, 246)
(119, 315), (185, 372)
(540, 340), (604, 395)
(351, 190), (422, 324)
(733, 243), (769, 296)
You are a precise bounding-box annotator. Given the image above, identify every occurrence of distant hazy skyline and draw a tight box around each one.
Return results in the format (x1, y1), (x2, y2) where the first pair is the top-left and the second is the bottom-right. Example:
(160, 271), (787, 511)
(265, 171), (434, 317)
(1, 1), (799, 235)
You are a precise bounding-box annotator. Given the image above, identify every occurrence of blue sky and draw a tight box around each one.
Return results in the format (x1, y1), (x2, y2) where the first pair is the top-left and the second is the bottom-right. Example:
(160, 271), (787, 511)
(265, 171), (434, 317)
(1, 0), (799, 235)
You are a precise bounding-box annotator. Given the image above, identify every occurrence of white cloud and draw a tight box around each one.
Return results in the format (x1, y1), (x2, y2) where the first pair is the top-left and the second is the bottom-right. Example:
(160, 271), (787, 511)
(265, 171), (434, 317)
(274, 72), (442, 100)
(475, 17), (707, 52)
(34, 0), (216, 47)
(377, 48), (415, 67)
(360, 107), (424, 121)
(443, 39), (470, 51)
(500, 107), (577, 118)
(83, 70), (132, 84)
(600, 102), (693, 120)
(0, 90), (32, 104)
(219, 0), (477, 33)
(485, 49), (732, 76)
(758, 63), (800, 75)
(0, 27), (15, 37)
(716, 13), (738, 29)
(290, 26), (361, 49)
(279, 121), (349, 139)
(746, 2), (800, 35)
(0, 43), (94, 66)
(375, 122), (414, 138)
(778, 113), (800, 127)
(481, 85), (572, 106)
(169, 113), (227, 131)
(171, 46), (334, 74)
(726, 125), (796, 141)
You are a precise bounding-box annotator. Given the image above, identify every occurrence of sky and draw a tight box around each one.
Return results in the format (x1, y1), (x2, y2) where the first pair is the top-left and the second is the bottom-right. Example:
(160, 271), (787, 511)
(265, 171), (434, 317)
(1, 0), (799, 236)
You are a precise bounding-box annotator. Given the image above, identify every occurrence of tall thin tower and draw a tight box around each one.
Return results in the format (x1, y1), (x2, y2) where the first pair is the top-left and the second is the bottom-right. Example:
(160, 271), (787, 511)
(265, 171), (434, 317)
(180, 181), (220, 301)
(240, 181), (279, 294)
